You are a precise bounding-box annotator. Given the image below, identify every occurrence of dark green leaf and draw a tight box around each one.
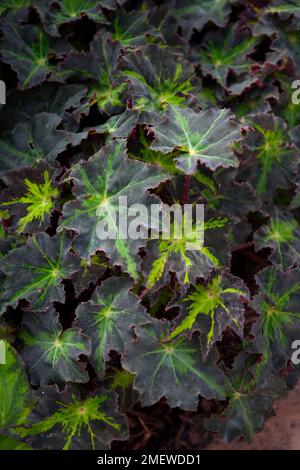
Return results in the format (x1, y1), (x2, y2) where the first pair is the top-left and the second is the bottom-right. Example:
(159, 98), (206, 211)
(76, 276), (149, 376)
(122, 319), (226, 409)
(19, 308), (91, 386)
(60, 141), (167, 278)
(17, 386), (126, 449)
(150, 106), (241, 174)
(0, 232), (81, 313)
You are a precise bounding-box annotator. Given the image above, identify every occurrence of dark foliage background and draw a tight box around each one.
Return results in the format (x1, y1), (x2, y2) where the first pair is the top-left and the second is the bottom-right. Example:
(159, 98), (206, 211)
(0, 0), (300, 450)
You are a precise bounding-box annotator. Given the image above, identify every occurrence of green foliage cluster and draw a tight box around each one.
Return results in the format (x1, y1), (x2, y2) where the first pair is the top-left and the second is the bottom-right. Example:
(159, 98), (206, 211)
(0, 0), (300, 450)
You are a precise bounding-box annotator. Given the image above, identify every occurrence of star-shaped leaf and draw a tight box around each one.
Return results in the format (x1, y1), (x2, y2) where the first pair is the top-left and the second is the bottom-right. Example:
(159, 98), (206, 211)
(19, 308), (91, 386)
(150, 106), (241, 174)
(192, 24), (259, 88)
(60, 141), (167, 279)
(119, 44), (200, 111)
(143, 211), (231, 290)
(122, 319), (226, 410)
(0, 23), (67, 89)
(0, 113), (86, 176)
(16, 386), (126, 450)
(0, 232), (81, 313)
(238, 113), (299, 197)
(205, 354), (286, 441)
(107, 8), (156, 46)
(76, 276), (149, 376)
(254, 216), (300, 270)
(60, 33), (127, 116)
(168, 273), (249, 354)
(0, 164), (59, 234)
(250, 266), (300, 372)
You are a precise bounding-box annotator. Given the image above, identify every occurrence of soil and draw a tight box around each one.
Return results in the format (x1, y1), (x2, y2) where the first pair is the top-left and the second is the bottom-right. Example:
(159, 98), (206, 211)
(208, 380), (300, 450)
(113, 380), (300, 450)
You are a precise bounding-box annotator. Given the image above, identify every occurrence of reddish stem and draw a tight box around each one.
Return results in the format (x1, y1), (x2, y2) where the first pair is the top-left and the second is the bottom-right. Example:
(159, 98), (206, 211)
(182, 175), (190, 205)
